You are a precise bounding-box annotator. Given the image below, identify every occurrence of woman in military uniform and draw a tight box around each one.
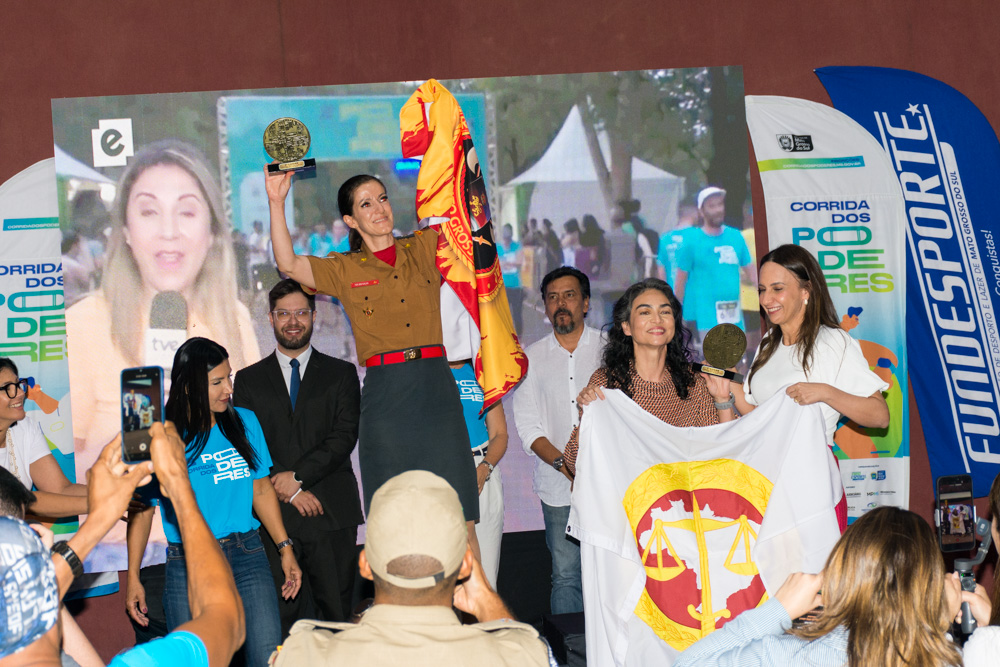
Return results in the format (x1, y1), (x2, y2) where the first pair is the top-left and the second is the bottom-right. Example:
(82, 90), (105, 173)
(266, 171), (479, 532)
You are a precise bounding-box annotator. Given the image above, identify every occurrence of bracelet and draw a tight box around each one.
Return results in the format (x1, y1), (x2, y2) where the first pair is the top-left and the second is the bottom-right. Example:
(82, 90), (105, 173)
(479, 460), (495, 481)
(714, 393), (735, 410)
(289, 488), (302, 502)
(52, 541), (84, 579)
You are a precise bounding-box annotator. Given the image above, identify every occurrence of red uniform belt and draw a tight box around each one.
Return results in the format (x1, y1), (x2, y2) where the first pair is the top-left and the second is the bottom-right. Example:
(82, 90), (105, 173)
(365, 344), (445, 367)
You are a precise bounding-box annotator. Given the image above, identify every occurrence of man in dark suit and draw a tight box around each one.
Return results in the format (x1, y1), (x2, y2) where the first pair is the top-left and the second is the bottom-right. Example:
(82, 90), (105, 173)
(234, 279), (362, 636)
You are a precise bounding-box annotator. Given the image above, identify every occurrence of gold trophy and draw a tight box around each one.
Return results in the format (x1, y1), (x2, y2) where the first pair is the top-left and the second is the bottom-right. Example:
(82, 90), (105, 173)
(693, 323), (747, 383)
(264, 117), (316, 173)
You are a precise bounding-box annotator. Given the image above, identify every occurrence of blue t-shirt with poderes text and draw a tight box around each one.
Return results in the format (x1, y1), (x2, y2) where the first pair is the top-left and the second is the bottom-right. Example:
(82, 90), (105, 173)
(158, 407), (272, 544)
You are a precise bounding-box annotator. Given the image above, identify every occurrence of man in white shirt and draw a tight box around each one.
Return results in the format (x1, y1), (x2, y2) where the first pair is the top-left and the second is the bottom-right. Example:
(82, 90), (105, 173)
(512, 267), (603, 615)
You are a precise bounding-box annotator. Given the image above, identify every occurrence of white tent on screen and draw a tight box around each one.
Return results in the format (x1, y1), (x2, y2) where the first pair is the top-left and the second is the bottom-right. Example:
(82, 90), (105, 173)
(500, 105), (685, 235)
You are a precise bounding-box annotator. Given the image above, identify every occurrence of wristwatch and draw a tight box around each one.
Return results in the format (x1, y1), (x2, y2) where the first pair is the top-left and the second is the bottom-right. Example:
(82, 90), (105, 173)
(276, 538), (294, 551)
(552, 456), (565, 471)
(714, 392), (735, 410)
(52, 541), (84, 579)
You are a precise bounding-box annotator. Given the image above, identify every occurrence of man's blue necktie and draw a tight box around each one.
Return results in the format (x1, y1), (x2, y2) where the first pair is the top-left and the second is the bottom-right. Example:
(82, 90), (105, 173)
(289, 358), (300, 409)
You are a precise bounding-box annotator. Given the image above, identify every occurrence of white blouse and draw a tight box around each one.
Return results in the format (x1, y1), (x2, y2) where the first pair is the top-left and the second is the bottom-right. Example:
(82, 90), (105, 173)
(1, 416), (53, 489)
(744, 326), (889, 444)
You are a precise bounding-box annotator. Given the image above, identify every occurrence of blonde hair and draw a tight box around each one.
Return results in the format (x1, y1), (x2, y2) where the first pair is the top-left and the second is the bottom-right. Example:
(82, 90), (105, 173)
(100, 140), (247, 369)
(792, 506), (961, 667)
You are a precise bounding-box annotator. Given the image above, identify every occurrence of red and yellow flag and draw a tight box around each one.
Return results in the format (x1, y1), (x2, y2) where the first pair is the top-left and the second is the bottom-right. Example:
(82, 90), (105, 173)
(400, 79), (527, 410)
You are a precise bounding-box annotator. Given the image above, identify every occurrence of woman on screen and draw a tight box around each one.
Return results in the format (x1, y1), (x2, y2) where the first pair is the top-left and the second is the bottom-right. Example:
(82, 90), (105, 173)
(66, 140), (261, 481)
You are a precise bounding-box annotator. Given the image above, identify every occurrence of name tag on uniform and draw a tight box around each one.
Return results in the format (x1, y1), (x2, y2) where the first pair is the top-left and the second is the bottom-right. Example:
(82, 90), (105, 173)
(351, 280), (379, 288)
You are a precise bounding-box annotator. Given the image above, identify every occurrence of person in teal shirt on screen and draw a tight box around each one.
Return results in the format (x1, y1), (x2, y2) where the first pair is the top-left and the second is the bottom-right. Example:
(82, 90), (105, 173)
(673, 187), (756, 353)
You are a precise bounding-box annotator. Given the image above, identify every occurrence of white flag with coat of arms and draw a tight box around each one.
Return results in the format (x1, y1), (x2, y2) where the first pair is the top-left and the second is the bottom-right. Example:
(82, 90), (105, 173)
(567, 389), (841, 666)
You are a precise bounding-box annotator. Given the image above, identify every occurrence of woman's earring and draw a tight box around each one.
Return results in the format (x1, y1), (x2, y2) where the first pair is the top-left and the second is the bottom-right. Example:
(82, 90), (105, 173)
(804, 299), (809, 307)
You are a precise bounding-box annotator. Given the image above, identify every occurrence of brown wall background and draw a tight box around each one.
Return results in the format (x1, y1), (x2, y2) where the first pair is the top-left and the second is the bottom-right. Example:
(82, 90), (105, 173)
(2, 0), (997, 659)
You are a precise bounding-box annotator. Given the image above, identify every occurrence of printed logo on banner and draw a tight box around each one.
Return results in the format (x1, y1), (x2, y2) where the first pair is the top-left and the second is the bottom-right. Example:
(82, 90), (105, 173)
(871, 470), (886, 481)
(871, 105), (1000, 471)
(816, 67), (1000, 496)
(851, 471), (865, 481)
(91, 119), (134, 168)
(776, 134), (814, 152)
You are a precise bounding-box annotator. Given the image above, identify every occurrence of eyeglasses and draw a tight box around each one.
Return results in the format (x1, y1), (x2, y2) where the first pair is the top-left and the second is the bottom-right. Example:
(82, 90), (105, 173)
(1, 379), (29, 399)
(271, 309), (314, 322)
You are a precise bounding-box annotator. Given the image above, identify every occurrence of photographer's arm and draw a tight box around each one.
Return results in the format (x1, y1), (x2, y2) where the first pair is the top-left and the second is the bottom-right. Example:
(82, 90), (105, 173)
(52, 436), (153, 599)
(152, 422), (245, 667)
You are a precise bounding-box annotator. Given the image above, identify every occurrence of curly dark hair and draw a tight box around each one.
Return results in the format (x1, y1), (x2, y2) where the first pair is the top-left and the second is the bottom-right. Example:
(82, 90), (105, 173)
(602, 278), (695, 399)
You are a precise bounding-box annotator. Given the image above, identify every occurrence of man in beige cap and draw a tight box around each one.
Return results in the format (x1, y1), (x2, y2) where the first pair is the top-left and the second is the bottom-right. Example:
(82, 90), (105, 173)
(271, 470), (552, 666)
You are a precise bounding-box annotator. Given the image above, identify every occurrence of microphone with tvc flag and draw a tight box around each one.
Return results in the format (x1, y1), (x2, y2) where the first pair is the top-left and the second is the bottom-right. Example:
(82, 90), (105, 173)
(145, 291), (188, 374)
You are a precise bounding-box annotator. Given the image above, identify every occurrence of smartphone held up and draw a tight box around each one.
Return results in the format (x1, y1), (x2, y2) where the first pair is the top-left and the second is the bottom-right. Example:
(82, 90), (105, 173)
(121, 366), (164, 463)
(935, 474), (976, 553)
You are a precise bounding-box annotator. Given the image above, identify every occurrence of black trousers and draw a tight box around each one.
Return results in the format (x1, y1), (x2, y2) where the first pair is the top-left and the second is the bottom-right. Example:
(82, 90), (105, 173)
(359, 356), (478, 521)
(261, 523), (358, 639)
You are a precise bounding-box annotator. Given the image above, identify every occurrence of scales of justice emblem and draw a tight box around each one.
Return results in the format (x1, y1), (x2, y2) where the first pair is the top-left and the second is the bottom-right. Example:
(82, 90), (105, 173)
(623, 459), (774, 650)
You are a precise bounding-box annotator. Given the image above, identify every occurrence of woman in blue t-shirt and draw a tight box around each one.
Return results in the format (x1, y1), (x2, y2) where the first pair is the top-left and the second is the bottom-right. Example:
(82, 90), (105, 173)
(126, 337), (302, 667)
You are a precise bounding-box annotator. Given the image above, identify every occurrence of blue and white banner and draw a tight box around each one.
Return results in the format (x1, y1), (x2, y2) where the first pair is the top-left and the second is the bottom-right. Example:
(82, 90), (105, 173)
(746, 96), (909, 520)
(819, 66), (1000, 497)
(0, 158), (118, 597)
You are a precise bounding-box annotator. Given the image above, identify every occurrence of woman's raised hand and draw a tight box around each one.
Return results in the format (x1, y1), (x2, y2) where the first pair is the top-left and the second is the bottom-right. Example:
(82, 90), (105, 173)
(774, 572), (823, 620)
(950, 573), (992, 627)
(264, 166), (293, 204)
(702, 371), (734, 402)
(576, 385), (606, 407)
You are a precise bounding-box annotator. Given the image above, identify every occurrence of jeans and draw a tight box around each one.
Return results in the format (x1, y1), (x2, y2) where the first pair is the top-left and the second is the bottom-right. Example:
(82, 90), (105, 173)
(164, 529), (281, 667)
(541, 501), (583, 615)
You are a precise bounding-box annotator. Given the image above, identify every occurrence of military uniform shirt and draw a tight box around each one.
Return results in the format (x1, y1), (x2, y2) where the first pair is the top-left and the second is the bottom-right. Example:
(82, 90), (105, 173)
(307, 229), (444, 363)
(271, 604), (551, 667)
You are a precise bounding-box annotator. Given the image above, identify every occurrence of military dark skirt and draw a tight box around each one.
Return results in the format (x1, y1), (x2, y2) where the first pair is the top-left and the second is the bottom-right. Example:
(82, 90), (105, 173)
(358, 355), (479, 522)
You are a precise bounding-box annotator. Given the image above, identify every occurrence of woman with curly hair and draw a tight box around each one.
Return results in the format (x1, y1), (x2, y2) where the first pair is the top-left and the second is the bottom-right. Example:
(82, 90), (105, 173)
(563, 278), (735, 474)
(676, 506), (992, 667)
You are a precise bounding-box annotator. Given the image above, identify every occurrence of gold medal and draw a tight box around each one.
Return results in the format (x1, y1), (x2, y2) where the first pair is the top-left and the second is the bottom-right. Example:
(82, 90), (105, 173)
(693, 324), (748, 383)
(702, 324), (747, 370)
(263, 117), (316, 173)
